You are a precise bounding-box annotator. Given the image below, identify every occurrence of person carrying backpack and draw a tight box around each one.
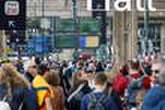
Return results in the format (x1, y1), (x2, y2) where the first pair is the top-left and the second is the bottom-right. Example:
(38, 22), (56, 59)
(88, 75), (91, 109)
(67, 71), (92, 110)
(0, 63), (37, 110)
(81, 73), (119, 110)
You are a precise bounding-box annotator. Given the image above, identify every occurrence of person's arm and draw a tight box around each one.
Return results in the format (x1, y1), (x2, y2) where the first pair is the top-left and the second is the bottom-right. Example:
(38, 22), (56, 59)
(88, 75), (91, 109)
(45, 97), (53, 110)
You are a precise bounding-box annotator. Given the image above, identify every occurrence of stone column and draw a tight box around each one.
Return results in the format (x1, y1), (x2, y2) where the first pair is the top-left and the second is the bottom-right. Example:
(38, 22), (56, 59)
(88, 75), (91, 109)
(129, 0), (138, 59)
(113, 12), (124, 63)
(161, 24), (165, 53)
(126, 11), (138, 60)
(112, 1), (138, 63)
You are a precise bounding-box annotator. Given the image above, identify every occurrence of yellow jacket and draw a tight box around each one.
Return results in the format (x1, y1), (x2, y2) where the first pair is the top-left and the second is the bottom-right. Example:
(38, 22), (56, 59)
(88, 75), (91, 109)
(32, 75), (50, 106)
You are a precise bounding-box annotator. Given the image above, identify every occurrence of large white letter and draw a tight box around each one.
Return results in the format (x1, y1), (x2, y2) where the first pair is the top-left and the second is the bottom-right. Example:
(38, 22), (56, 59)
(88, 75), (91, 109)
(105, 0), (110, 11)
(87, 0), (92, 11)
(137, 0), (145, 11)
(114, 0), (131, 11)
(148, 0), (156, 11)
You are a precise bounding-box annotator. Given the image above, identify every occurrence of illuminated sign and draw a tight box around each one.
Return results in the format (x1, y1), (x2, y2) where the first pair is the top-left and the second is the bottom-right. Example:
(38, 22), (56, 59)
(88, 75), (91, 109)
(0, 0), (26, 30)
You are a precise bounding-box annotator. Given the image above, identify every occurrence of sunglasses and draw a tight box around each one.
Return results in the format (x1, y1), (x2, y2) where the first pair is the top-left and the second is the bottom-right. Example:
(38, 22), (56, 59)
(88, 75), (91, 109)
(30, 65), (37, 69)
(152, 69), (160, 74)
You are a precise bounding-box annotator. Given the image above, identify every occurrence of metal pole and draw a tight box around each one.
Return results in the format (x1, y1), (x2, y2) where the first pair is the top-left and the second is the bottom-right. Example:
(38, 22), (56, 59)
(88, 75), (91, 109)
(42, 0), (45, 57)
(42, 0), (45, 17)
(34, 1), (37, 17)
(72, 0), (77, 33)
(144, 0), (149, 55)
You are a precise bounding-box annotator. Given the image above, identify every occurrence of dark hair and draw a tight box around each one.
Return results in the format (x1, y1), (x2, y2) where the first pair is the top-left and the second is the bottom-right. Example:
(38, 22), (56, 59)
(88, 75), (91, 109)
(35, 57), (41, 65)
(120, 64), (129, 76)
(95, 72), (107, 85)
(130, 60), (140, 70)
(38, 63), (49, 75)
(144, 65), (152, 76)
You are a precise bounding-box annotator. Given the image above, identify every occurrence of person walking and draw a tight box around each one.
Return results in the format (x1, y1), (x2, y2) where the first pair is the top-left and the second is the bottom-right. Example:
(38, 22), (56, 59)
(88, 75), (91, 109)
(45, 70), (65, 110)
(67, 71), (91, 110)
(81, 73), (119, 110)
(141, 55), (165, 110)
(0, 63), (36, 110)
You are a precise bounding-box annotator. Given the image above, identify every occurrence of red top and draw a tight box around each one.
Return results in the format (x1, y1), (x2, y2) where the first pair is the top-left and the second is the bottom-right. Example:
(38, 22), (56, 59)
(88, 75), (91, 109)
(113, 74), (129, 95)
(143, 77), (152, 90)
(130, 73), (140, 79)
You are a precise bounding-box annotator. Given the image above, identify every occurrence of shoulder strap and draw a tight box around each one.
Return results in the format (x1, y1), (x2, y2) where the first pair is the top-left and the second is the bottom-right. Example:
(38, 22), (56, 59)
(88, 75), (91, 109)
(67, 84), (85, 102)
(2, 96), (7, 102)
(96, 94), (108, 110)
(34, 87), (49, 91)
(99, 94), (108, 103)
(89, 93), (97, 102)
(18, 88), (27, 110)
(2, 93), (13, 103)
(18, 102), (23, 110)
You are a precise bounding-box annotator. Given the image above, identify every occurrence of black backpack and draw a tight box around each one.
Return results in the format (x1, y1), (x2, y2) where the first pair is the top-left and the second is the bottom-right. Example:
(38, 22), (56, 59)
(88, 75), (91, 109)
(87, 94), (109, 110)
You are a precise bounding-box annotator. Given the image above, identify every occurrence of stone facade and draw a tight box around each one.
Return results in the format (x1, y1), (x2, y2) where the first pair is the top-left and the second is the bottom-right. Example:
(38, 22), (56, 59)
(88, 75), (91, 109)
(27, 0), (91, 17)
(26, 0), (165, 61)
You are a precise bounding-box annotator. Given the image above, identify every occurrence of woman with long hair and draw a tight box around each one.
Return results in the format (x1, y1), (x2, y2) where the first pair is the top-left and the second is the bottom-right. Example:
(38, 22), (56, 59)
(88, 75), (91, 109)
(67, 71), (92, 110)
(0, 63), (36, 110)
(45, 70), (65, 110)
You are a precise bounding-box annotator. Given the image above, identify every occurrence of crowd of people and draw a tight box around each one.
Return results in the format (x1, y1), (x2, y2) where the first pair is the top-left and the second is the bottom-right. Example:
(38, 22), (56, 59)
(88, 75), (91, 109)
(0, 53), (165, 110)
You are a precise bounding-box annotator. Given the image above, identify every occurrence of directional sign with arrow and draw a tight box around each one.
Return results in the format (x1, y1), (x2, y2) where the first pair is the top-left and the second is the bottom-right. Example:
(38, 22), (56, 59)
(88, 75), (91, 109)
(0, 0), (26, 30)
(9, 20), (16, 28)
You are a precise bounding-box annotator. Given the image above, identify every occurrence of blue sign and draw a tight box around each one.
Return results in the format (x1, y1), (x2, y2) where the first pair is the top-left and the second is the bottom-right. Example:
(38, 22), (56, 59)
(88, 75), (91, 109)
(79, 36), (99, 48)
(79, 36), (87, 48)
(27, 36), (52, 55)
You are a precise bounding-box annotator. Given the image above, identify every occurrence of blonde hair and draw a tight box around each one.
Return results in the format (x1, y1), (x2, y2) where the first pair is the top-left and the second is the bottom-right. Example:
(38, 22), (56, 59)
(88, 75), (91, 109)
(0, 63), (29, 88)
